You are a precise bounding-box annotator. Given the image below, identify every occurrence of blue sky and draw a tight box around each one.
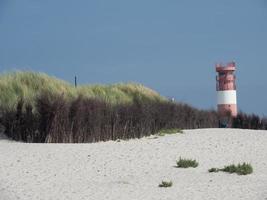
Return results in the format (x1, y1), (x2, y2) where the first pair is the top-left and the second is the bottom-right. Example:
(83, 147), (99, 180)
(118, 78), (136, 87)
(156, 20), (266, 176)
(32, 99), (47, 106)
(0, 0), (267, 115)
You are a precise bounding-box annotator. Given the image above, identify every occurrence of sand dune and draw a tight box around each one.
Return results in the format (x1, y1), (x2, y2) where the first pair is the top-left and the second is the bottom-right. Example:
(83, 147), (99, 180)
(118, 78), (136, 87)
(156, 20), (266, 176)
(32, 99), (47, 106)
(0, 129), (267, 200)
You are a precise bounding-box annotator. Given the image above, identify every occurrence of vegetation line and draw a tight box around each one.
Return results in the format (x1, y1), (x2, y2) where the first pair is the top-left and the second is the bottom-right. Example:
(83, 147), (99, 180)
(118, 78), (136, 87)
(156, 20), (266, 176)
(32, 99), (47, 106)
(0, 71), (266, 143)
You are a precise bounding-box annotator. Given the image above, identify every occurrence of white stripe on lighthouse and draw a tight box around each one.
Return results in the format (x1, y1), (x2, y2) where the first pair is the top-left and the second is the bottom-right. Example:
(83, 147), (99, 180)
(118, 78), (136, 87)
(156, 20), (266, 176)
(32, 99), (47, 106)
(217, 90), (237, 105)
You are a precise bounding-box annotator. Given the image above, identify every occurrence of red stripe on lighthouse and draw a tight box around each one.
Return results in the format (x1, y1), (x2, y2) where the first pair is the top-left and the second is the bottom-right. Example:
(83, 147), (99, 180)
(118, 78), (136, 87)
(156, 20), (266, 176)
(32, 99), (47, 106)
(216, 62), (238, 123)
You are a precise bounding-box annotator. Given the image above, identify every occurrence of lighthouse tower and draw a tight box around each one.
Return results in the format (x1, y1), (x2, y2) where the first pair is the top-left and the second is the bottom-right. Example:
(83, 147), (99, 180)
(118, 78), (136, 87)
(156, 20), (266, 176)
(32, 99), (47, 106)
(216, 62), (237, 127)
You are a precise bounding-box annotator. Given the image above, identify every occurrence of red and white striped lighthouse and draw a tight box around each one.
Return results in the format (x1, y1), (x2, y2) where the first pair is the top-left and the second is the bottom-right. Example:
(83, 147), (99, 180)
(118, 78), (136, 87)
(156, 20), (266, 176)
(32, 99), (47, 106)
(216, 62), (237, 127)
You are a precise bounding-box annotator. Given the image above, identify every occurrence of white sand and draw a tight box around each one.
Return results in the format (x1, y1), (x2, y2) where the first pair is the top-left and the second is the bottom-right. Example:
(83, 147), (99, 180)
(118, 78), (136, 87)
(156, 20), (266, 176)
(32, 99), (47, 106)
(0, 129), (267, 200)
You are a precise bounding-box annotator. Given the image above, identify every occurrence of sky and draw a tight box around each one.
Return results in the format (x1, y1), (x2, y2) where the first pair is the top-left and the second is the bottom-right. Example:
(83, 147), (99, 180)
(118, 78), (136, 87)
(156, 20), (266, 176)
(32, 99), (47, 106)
(0, 0), (267, 115)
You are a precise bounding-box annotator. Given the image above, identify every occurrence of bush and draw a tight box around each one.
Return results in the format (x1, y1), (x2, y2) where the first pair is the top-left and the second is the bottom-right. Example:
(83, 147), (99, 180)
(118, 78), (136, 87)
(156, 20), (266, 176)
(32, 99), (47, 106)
(158, 181), (173, 188)
(209, 163), (253, 175)
(232, 112), (267, 130)
(1, 92), (219, 143)
(176, 157), (199, 168)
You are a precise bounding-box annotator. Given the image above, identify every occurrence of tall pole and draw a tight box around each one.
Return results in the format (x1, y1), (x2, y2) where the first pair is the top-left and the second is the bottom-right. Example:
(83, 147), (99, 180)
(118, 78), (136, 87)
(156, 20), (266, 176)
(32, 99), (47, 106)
(75, 76), (77, 88)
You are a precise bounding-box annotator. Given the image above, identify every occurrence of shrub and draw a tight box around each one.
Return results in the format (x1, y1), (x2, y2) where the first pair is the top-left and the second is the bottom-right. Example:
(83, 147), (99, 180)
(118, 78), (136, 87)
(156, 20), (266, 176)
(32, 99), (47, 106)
(209, 163), (253, 175)
(158, 181), (173, 188)
(232, 112), (267, 130)
(176, 157), (199, 168)
(1, 94), (219, 143)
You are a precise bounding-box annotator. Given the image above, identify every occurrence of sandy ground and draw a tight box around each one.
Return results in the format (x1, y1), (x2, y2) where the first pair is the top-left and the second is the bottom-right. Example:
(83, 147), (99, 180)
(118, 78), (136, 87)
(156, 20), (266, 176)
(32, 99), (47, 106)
(0, 129), (267, 200)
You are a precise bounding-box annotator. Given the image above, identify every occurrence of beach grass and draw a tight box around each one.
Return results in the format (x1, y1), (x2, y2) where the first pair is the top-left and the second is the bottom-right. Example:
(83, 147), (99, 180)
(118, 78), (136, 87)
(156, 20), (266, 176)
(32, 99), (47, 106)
(209, 163), (253, 175)
(158, 181), (173, 188)
(0, 71), (166, 111)
(176, 157), (199, 168)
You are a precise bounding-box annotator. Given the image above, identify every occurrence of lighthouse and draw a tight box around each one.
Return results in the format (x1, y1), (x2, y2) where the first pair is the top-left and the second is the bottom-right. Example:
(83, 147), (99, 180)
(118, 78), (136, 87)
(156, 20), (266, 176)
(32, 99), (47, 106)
(216, 62), (237, 127)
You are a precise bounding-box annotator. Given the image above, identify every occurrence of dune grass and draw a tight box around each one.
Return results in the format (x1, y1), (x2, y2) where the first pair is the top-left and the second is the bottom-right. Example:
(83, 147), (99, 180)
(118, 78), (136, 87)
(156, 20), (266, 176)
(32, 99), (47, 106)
(209, 163), (253, 175)
(0, 71), (75, 111)
(158, 181), (173, 188)
(176, 157), (199, 168)
(0, 71), (166, 111)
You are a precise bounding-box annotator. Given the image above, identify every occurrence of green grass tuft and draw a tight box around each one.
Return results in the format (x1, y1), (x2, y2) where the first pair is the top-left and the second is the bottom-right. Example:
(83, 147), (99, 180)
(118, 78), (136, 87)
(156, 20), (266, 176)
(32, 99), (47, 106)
(158, 181), (173, 188)
(221, 163), (253, 175)
(209, 163), (253, 175)
(176, 157), (199, 168)
(158, 128), (183, 136)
